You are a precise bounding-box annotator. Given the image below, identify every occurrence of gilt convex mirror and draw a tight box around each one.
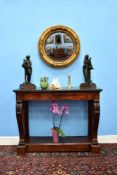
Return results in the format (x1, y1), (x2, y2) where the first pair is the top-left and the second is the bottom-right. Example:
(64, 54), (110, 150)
(38, 25), (80, 67)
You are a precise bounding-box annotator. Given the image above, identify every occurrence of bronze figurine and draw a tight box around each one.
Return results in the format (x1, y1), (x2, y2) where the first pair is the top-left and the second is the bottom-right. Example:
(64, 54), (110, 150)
(83, 54), (93, 83)
(80, 54), (96, 89)
(22, 55), (32, 83)
(20, 55), (36, 90)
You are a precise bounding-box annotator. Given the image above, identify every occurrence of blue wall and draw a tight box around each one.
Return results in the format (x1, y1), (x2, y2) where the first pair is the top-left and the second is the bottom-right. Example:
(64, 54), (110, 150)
(0, 0), (117, 136)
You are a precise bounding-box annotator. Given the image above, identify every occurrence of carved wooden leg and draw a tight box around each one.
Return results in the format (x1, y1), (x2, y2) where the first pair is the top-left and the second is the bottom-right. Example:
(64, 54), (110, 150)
(22, 101), (29, 138)
(16, 100), (26, 155)
(91, 100), (100, 154)
(88, 100), (93, 138)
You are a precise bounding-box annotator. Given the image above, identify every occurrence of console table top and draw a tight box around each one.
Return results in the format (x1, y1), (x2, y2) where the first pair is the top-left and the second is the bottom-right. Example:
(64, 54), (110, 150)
(13, 87), (102, 93)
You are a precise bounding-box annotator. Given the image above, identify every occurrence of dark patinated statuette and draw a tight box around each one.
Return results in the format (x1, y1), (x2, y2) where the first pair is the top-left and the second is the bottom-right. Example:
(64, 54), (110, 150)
(20, 55), (36, 90)
(80, 54), (96, 89)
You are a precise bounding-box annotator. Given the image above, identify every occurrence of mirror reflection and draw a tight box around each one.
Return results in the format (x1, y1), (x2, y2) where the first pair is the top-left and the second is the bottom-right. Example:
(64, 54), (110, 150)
(45, 32), (74, 61)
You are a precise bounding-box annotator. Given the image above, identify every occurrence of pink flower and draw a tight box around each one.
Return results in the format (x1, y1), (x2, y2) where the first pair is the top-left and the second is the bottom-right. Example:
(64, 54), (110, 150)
(60, 104), (69, 116)
(50, 101), (69, 137)
(50, 102), (69, 116)
(50, 102), (59, 115)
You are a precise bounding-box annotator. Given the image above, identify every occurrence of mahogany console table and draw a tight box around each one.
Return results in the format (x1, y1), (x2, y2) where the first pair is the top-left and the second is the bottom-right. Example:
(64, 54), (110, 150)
(13, 88), (102, 155)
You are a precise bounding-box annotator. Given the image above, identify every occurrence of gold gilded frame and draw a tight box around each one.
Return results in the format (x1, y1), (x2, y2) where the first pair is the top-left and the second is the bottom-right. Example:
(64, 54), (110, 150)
(38, 25), (80, 67)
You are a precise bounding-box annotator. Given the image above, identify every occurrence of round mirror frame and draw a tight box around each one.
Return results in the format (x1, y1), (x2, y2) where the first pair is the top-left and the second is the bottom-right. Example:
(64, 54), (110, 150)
(38, 25), (80, 67)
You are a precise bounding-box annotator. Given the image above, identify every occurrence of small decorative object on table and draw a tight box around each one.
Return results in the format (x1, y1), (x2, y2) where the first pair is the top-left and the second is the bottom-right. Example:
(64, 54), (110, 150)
(20, 55), (36, 90)
(80, 54), (96, 89)
(67, 75), (71, 90)
(49, 78), (61, 90)
(40, 77), (49, 90)
(50, 101), (69, 143)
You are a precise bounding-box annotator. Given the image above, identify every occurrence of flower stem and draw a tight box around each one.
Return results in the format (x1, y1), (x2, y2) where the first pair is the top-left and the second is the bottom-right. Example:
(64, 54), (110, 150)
(59, 114), (63, 129)
(53, 114), (55, 128)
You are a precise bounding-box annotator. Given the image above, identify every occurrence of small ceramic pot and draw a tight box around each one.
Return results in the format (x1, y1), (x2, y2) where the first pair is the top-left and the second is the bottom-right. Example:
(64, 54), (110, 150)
(51, 128), (59, 143)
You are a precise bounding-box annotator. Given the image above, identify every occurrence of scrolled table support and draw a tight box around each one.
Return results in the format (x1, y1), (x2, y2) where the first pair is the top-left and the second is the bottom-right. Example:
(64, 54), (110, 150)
(16, 100), (26, 154)
(88, 100), (93, 138)
(91, 99), (100, 154)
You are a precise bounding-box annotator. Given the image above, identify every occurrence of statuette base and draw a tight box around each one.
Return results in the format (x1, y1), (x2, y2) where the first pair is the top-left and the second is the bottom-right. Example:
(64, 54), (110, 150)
(80, 83), (96, 89)
(20, 83), (36, 90)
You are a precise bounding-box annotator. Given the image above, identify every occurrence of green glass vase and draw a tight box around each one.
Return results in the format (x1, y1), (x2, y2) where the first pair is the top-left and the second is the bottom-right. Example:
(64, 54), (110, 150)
(40, 77), (48, 90)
